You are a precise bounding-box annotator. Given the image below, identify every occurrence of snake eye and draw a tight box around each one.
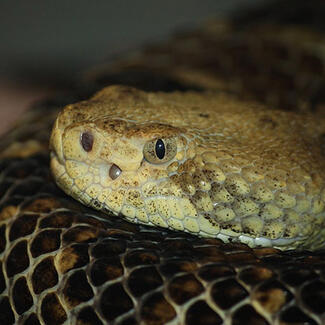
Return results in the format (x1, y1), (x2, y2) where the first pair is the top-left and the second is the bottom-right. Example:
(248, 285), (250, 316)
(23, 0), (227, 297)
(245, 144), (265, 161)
(155, 139), (165, 159)
(143, 138), (177, 164)
(81, 131), (93, 152)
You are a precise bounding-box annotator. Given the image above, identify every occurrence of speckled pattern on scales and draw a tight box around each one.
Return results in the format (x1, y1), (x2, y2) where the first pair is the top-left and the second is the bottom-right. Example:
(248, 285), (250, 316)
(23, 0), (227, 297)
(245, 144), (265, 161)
(0, 87), (323, 325)
(50, 85), (325, 250)
(1, 1), (325, 324)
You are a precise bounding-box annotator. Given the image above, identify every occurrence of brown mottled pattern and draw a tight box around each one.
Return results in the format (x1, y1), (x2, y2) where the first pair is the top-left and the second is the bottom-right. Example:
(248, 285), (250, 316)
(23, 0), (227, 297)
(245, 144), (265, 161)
(85, 20), (325, 116)
(83, 0), (325, 117)
(2, 3), (325, 323)
(51, 85), (325, 250)
(0, 153), (324, 324)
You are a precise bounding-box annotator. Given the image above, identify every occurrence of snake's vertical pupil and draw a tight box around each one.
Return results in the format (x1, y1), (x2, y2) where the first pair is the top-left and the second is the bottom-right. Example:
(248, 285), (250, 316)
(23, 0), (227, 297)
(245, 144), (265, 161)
(155, 139), (165, 159)
(81, 131), (93, 152)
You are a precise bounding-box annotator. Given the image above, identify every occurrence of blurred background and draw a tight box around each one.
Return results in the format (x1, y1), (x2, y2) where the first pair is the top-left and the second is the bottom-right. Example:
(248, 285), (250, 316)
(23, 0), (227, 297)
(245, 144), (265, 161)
(0, 0), (270, 134)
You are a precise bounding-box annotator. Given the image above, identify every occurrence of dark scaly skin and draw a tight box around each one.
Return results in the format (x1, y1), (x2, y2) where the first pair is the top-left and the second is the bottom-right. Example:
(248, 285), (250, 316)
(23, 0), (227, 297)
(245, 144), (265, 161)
(83, 2), (325, 115)
(0, 74), (324, 325)
(0, 151), (324, 325)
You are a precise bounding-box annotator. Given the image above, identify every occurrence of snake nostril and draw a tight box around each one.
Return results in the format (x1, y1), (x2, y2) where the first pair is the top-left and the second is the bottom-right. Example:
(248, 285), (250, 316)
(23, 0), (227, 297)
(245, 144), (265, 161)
(109, 164), (122, 180)
(81, 131), (94, 152)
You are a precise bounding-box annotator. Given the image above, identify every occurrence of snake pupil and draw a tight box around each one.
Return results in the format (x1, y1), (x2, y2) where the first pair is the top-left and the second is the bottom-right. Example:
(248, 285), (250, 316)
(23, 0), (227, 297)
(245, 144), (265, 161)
(81, 131), (93, 152)
(155, 139), (165, 159)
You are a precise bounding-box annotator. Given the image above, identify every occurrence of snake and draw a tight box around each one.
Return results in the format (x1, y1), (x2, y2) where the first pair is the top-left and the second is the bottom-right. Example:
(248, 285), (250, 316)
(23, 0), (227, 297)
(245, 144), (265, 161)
(50, 85), (325, 251)
(1, 2), (325, 325)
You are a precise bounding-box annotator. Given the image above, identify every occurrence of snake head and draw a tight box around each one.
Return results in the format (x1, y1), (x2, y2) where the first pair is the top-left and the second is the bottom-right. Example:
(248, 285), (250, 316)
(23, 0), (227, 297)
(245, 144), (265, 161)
(50, 85), (325, 251)
(50, 86), (193, 226)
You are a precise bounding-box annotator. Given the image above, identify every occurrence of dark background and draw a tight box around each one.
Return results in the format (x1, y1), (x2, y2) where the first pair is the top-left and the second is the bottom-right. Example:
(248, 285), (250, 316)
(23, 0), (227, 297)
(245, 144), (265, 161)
(0, 0), (271, 83)
(0, 0), (270, 133)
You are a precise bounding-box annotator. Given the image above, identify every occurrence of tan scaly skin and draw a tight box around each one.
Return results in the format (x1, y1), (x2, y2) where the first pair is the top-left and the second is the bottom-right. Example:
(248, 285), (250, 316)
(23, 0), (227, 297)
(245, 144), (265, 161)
(50, 85), (325, 250)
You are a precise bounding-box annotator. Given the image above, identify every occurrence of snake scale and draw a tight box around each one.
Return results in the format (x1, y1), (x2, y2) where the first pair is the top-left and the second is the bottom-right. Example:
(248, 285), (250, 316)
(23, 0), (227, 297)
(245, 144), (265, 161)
(1, 1), (325, 324)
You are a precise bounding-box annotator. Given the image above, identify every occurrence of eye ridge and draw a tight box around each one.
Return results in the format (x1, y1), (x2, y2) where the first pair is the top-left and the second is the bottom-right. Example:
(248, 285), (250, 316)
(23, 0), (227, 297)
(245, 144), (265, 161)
(155, 139), (165, 159)
(81, 131), (93, 152)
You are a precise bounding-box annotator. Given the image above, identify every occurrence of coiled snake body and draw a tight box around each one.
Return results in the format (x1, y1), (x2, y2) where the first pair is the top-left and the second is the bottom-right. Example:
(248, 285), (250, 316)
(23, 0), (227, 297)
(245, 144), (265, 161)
(1, 3), (325, 324)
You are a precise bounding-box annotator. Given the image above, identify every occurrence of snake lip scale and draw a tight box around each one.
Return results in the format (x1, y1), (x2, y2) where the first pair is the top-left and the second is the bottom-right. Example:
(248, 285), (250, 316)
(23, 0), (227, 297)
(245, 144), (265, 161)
(50, 85), (325, 251)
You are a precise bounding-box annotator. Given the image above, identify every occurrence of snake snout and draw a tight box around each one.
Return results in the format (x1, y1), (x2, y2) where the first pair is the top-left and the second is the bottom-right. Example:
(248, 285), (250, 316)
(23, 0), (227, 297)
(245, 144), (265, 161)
(109, 163), (122, 180)
(49, 123), (64, 164)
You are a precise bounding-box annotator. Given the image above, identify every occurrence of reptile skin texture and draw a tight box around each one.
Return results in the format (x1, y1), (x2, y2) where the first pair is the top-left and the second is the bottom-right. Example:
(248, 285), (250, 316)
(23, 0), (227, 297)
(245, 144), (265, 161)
(50, 86), (325, 250)
(0, 152), (324, 324)
(1, 1), (325, 324)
